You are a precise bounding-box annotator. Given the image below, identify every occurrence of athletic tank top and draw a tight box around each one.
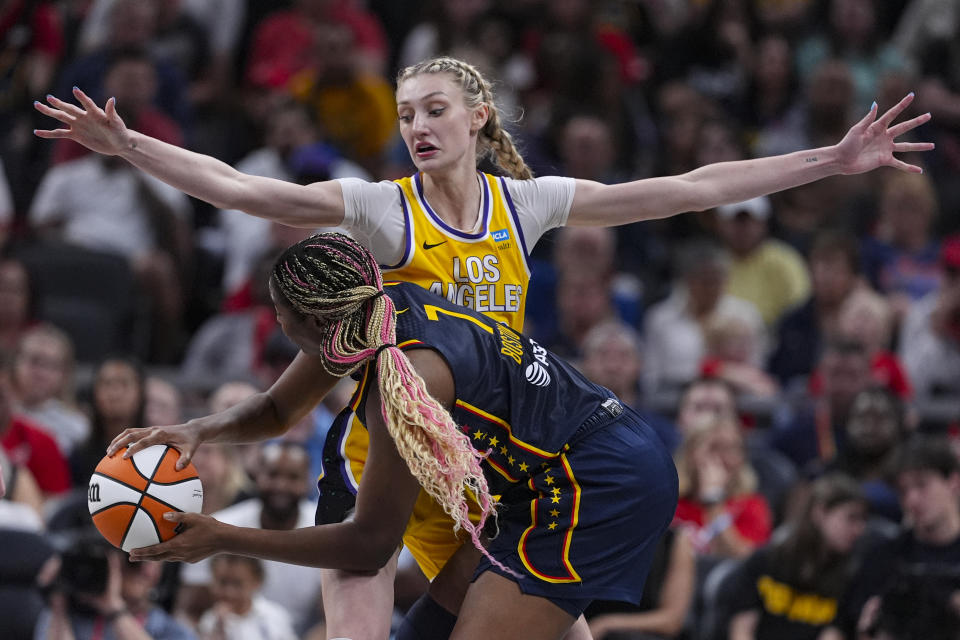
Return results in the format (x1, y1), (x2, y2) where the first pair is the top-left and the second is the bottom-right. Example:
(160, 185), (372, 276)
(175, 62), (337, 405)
(385, 172), (531, 330)
(356, 282), (613, 495)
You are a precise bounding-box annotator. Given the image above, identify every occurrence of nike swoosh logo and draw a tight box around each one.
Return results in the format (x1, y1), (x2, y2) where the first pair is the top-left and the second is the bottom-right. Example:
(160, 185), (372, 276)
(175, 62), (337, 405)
(396, 308), (409, 315)
(422, 240), (447, 250)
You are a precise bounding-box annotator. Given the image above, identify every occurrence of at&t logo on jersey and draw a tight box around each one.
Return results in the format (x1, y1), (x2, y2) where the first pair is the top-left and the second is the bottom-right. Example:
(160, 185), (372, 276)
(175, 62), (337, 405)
(524, 339), (551, 387)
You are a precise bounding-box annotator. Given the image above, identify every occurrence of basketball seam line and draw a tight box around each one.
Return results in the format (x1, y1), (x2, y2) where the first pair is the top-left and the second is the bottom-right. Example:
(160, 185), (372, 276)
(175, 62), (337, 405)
(119, 448), (175, 550)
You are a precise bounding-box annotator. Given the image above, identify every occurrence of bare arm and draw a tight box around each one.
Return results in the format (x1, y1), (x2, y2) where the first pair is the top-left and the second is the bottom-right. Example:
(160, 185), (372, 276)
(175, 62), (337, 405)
(130, 382), (423, 571)
(729, 610), (759, 640)
(129, 349), (457, 570)
(108, 350), (340, 467)
(588, 529), (696, 638)
(568, 94), (933, 226)
(34, 89), (346, 227)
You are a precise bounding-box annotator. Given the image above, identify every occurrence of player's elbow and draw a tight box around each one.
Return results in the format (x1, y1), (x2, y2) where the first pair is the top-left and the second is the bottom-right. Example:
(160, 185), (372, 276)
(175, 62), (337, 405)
(346, 524), (399, 572)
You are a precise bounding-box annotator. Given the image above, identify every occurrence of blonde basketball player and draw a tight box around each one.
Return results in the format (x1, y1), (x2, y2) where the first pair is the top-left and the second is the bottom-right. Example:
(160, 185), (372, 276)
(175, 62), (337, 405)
(38, 58), (931, 639)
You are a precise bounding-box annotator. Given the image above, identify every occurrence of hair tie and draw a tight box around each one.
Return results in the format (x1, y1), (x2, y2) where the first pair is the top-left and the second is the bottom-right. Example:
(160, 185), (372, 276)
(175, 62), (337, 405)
(375, 343), (396, 358)
(371, 290), (386, 299)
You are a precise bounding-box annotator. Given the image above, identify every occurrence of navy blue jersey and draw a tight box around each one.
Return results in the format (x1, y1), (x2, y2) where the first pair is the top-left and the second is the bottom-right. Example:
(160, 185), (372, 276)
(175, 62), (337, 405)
(369, 281), (614, 492)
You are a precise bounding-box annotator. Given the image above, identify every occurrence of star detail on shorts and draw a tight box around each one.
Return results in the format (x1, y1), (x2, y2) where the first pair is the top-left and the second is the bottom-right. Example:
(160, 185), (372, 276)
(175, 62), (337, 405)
(544, 475), (555, 485)
(550, 509), (560, 518)
(500, 446), (508, 455)
(488, 436), (499, 447)
(518, 462), (529, 472)
(548, 522), (558, 530)
(473, 431), (486, 441)
(551, 487), (561, 496)
(551, 496), (561, 504)
(507, 455), (516, 466)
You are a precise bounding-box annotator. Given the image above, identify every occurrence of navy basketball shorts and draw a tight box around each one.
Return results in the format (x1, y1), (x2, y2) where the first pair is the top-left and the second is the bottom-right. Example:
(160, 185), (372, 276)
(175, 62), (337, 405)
(476, 404), (679, 618)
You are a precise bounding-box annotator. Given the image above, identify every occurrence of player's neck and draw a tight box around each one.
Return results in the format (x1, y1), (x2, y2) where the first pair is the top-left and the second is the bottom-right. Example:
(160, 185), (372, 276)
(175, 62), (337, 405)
(421, 165), (482, 232)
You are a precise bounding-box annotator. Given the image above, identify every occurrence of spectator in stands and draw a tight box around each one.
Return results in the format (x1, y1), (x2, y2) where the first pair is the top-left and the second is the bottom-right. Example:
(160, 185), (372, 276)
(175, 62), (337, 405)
(398, 0), (492, 70)
(54, 0), (192, 136)
(36, 546), (196, 640)
(795, 0), (908, 111)
(713, 195), (811, 328)
(807, 387), (907, 524)
(0, 257), (36, 358)
(769, 230), (864, 388)
(144, 376), (182, 429)
(0, 447), (44, 528)
(644, 240), (763, 395)
(180, 252), (288, 392)
(827, 436), (960, 640)
(69, 355), (145, 486)
(673, 415), (772, 558)
(675, 377), (739, 443)
(12, 323), (90, 456)
(289, 23), (397, 172)
(246, 0), (387, 90)
(834, 289), (912, 399)
(585, 527), (696, 640)
(78, 0), (245, 107)
(216, 98), (367, 302)
(728, 473), (868, 640)
(0, 484), (59, 639)
(198, 555), (297, 640)
(0, 351), (70, 500)
(899, 235), (960, 399)
(176, 441), (323, 635)
(862, 171), (942, 321)
(738, 33), (807, 159)
(701, 307), (779, 399)
(771, 339), (874, 469)
(30, 52), (193, 362)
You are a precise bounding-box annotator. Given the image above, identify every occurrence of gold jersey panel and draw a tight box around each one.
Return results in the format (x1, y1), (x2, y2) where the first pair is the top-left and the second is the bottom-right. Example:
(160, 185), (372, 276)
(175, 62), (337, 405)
(385, 172), (531, 331)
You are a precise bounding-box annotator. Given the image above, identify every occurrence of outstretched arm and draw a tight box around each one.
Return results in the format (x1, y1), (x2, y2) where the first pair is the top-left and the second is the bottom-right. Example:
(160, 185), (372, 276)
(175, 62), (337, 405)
(568, 94), (933, 226)
(34, 88), (345, 227)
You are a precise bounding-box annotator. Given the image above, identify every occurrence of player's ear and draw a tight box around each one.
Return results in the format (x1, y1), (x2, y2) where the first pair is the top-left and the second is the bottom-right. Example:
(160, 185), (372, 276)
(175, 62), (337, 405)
(471, 103), (489, 135)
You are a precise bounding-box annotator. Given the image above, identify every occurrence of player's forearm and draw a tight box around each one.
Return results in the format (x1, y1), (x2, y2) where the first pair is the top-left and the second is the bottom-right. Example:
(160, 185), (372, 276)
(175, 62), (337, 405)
(119, 131), (250, 211)
(190, 392), (287, 444)
(679, 145), (842, 211)
(220, 520), (395, 572)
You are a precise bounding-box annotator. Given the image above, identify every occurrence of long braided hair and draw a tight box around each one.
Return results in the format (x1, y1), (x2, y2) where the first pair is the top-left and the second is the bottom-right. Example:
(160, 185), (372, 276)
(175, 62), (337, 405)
(272, 233), (505, 568)
(398, 56), (534, 180)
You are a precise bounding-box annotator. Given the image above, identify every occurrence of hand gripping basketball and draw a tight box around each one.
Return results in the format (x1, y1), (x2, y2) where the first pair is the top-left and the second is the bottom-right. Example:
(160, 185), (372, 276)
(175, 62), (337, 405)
(129, 511), (225, 564)
(108, 423), (201, 471)
(89, 445), (203, 551)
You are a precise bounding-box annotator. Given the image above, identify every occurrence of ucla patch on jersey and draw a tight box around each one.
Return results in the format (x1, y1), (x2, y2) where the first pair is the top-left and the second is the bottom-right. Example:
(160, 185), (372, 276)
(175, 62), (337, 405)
(492, 228), (511, 242)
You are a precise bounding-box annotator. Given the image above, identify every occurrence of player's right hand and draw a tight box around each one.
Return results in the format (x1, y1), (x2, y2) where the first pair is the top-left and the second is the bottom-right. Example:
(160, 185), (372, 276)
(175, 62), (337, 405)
(33, 87), (130, 156)
(107, 423), (202, 471)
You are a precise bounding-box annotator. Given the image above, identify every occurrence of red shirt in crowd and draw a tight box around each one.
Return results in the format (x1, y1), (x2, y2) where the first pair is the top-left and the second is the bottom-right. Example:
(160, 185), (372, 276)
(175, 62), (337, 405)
(673, 493), (772, 550)
(1, 414), (71, 495)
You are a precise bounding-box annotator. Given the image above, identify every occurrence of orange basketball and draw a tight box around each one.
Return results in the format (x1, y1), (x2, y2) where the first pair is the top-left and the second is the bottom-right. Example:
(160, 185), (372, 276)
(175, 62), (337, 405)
(87, 445), (203, 551)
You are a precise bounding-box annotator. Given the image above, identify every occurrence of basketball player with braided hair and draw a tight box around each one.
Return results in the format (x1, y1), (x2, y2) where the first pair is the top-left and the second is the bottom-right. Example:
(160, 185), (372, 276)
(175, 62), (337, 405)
(118, 232), (679, 640)
(44, 56), (932, 638)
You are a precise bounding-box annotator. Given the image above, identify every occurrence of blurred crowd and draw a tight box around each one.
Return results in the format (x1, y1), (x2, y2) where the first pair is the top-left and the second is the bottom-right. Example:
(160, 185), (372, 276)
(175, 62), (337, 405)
(1, 0), (960, 639)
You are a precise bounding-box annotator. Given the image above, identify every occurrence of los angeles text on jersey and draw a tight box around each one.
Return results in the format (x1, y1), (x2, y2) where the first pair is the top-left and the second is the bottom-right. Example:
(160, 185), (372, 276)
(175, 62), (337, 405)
(428, 255), (523, 313)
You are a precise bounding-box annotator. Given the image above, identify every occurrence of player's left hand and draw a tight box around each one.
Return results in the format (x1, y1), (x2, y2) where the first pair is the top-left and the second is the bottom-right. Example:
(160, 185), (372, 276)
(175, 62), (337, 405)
(129, 512), (224, 563)
(836, 93), (934, 175)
